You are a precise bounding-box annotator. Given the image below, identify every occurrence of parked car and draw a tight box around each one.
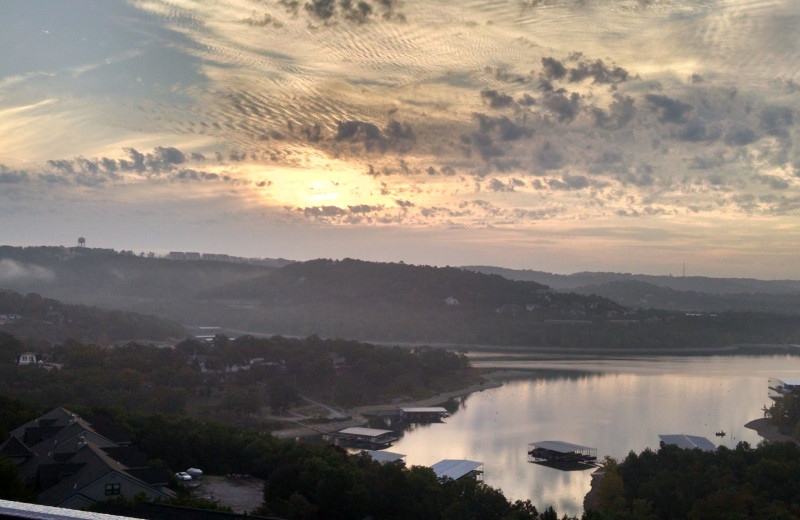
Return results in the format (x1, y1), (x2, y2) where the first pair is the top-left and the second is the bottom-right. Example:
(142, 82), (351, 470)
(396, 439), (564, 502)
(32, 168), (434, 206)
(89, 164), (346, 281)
(175, 472), (192, 481)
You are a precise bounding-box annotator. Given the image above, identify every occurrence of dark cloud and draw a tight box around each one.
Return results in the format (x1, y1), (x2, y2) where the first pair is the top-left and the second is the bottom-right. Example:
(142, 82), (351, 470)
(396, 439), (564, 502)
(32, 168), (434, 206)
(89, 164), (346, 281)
(723, 125), (757, 146)
(548, 174), (590, 190)
(645, 94), (693, 123)
(335, 120), (382, 141)
(395, 199), (414, 208)
(536, 142), (563, 171)
(540, 57), (567, 80)
(542, 91), (581, 123)
(480, 89), (515, 109)
(487, 178), (524, 192)
(689, 153), (727, 170)
(755, 175), (790, 190)
(473, 114), (533, 141)
(675, 119), (719, 142)
(760, 106), (794, 137)
(567, 59), (629, 84)
(303, 205), (347, 218)
(348, 204), (382, 213)
(592, 93), (635, 130)
(0, 169), (30, 183)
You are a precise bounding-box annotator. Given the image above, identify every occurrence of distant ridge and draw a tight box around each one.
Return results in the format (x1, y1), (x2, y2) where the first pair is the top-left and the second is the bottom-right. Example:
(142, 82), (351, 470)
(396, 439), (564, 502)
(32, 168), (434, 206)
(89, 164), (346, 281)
(462, 266), (800, 314)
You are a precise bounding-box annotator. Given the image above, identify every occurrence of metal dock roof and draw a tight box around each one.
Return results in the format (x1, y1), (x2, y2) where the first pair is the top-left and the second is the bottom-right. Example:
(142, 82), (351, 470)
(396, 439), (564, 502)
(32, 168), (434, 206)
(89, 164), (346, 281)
(362, 450), (406, 463)
(430, 459), (483, 480)
(400, 407), (448, 413)
(528, 440), (595, 454)
(338, 427), (394, 437)
(659, 434), (716, 452)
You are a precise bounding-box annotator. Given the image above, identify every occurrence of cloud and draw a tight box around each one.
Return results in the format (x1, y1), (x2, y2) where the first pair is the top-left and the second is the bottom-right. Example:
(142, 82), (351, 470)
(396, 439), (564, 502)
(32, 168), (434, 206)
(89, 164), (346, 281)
(760, 106), (794, 137)
(566, 59), (629, 84)
(536, 142), (563, 171)
(542, 91), (581, 123)
(540, 57), (567, 80)
(723, 124), (758, 146)
(755, 175), (790, 190)
(0, 259), (55, 283)
(645, 94), (693, 123)
(480, 89), (515, 109)
(0, 168), (30, 183)
(548, 174), (590, 190)
(675, 119), (719, 142)
(592, 94), (635, 130)
(303, 205), (347, 218)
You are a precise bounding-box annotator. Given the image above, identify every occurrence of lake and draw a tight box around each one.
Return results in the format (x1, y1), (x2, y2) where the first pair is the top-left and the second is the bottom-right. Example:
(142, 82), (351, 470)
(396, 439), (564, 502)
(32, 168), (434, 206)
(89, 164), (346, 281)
(385, 354), (800, 517)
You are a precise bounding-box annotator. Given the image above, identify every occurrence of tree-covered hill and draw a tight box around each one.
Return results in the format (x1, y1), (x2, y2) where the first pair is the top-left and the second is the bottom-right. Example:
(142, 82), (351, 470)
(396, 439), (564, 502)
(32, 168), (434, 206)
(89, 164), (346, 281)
(0, 290), (185, 345)
(200, 258), (625, 342)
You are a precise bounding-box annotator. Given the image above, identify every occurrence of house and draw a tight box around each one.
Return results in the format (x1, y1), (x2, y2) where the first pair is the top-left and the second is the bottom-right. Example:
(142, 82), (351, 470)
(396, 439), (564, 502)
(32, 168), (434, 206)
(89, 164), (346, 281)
(0, 407), (173, 509)
(17, 352), (38, 366)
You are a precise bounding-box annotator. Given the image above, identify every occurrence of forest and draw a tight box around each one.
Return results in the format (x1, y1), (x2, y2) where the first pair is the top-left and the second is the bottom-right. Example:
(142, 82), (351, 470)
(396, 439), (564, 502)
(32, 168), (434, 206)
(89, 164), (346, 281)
(587, 442), (800, 520)
(0, 331), (477, 427)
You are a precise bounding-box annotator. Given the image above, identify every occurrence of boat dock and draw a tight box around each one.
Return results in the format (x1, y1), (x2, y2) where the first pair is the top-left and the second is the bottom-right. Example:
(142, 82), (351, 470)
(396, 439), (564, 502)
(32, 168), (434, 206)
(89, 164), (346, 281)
(527, 440), (597, 467)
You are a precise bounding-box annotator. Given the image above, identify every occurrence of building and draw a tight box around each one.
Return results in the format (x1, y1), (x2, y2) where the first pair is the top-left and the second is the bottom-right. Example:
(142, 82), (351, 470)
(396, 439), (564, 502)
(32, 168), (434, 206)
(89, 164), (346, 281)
(0, 408), (173, 509)
(17, 352), (37, 366)
(429, 459), (483, 481)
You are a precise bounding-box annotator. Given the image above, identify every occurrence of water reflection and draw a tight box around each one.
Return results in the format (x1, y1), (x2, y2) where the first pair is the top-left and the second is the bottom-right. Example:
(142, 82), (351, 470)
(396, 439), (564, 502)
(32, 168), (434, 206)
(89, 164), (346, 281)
(388, 355), (800, 517)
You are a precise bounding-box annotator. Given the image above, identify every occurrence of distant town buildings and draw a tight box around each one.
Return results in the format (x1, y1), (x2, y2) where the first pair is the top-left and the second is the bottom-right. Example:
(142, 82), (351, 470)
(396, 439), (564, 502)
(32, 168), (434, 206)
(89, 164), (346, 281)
(166, 251), (289, 267)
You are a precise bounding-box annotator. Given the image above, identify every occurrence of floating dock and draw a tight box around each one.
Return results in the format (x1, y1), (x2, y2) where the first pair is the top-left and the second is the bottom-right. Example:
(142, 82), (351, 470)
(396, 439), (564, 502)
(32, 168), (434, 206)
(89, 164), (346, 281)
(527, 440), (597, 466)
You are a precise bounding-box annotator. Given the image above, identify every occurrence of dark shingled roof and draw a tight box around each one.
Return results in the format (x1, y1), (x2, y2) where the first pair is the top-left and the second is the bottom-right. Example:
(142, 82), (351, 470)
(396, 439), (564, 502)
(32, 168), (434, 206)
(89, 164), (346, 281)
(0, 435), (33, 458)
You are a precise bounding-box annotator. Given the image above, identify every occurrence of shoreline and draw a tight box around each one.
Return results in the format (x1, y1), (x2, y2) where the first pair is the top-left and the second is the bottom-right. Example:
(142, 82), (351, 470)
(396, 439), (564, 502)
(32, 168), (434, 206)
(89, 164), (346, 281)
(270, 370), (512, 439)
(744, 418), (799, 446)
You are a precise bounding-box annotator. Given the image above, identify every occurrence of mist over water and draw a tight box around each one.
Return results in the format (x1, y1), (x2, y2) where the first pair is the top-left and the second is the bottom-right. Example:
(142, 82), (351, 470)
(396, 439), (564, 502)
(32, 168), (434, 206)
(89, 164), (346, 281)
(390, 355), (800, 517)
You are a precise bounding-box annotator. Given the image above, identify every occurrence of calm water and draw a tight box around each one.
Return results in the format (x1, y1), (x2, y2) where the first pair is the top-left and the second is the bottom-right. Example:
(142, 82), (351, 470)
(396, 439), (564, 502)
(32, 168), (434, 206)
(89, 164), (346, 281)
(386, 355), (800, 517)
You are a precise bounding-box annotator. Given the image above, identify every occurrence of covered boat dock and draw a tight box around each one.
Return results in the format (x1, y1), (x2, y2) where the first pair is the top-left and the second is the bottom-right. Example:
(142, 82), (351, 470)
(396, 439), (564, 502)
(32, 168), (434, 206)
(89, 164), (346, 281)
(430, 459), (484, 481)
(658, 434), (716, 452)
(336, 427), (398, 449)
(399, 407), (449, 423)
(360, 450), (406, 464)
(527, 440), (597, 465)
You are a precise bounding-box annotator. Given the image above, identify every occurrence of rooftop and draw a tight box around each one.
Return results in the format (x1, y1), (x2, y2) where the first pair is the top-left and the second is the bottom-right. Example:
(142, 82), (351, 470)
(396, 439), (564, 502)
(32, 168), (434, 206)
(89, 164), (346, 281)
(338, 427), (394, 438)
(400, 407), (448, 413)
(430, 459), (483, 480)
(659, 434), (716, 452)
(528, 440), (595, 454)
(361, 450), (406, 463)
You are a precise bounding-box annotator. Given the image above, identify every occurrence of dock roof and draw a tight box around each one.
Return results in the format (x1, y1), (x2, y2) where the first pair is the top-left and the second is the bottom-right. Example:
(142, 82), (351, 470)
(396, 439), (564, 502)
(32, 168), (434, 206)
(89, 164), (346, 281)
(362, 450), (406, 463)
(338, 427), (394, 438)
(430, 459), (483, 480)
(777, 378), (800, 386)
(400, 407), (447, 413)
(659, 434), (716, 452)
(528, 440), (595, 454)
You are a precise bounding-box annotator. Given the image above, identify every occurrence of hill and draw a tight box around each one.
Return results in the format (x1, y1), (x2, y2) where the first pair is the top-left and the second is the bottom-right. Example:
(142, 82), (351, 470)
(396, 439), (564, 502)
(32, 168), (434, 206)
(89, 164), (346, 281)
(201, 258), (624, 343)
(463, 266), (800, 314)
(0, 289), (185, 345)
(0, 245), (287, 323)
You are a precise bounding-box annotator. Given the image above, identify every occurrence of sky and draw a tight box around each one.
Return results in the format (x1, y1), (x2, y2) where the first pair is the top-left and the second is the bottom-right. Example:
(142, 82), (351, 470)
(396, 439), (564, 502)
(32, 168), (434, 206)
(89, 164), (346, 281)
(1, 0), (800, 278)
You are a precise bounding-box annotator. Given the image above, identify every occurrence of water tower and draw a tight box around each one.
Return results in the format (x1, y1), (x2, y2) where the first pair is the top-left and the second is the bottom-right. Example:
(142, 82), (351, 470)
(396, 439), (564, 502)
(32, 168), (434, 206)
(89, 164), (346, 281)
(78, 237), (86, 248)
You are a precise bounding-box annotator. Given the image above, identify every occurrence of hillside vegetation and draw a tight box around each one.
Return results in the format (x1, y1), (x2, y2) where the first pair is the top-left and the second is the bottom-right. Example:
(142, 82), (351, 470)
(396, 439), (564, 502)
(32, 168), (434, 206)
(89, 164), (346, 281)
(0, 289), (185, 345)
(466, 266), (800, 314)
